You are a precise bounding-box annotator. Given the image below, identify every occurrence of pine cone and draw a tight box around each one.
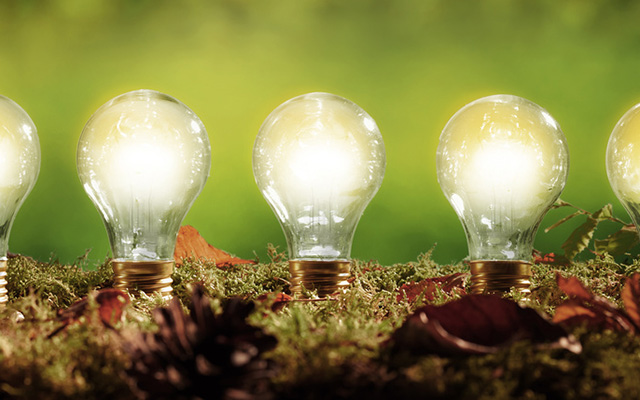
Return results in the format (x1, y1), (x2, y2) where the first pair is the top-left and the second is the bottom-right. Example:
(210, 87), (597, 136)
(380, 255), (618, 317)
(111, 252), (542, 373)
(126, 284), (277, 400)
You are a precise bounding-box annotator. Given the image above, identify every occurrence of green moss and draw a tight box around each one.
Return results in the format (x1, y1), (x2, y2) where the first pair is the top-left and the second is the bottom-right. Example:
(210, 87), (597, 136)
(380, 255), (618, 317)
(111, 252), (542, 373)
(1, 252), (640, 399)
(6, 255), (113, 309)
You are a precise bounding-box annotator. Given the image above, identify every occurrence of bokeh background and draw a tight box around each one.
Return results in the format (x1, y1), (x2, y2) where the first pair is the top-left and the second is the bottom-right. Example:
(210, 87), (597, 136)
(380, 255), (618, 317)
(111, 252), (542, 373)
(1, 0), (640, 267)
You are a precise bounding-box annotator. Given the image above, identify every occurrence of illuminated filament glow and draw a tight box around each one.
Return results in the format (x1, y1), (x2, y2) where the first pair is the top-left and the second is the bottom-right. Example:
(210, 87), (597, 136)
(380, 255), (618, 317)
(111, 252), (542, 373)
(437, 94), (569, 261)
(0, 96), (40, 257)
(253, 92), (385, 260)
(77, 90), (211, 261)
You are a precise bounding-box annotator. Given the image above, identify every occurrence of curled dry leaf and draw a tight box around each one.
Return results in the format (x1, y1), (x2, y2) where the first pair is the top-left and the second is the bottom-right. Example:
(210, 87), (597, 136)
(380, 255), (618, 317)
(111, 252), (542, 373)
(174, 225), (256, 267)
(553, 273), (638, 333)
(256, 292), (292, 312)
(49, 288), (130, 337)
(390, 294), (581, 356)
(396, 273), (468, 303)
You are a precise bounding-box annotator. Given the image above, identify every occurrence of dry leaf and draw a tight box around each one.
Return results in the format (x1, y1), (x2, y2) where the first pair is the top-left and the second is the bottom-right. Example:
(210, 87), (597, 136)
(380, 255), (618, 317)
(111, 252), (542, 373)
(556, 275), (597, 301)
(49, 288), (130, 337)
(174, 225), (256, 267)
(553, 299), (614, 331)
(256, 292), (292, 312)
(533, 252), (556, 264)
(532, 250), (568, 265)
(390, 294), (581, 356)
(553, 273), (637, 333)
(622, 273), (640, 328)
(396, 273), (467, 303)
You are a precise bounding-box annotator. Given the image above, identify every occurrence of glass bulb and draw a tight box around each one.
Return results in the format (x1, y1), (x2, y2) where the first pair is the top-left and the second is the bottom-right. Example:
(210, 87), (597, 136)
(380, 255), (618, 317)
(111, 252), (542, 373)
(607, 103), (640, 231)
(77, 90), (211, 297)
(253, 92), (385, 296)
(436, 94), (569, 294)
(0, 95), (40, 304)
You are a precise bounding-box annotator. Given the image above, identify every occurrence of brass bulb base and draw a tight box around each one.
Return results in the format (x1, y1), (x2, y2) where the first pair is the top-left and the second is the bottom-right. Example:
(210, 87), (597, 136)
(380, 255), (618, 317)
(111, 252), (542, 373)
(0, 260), (7, 305)
(112, 260), (173, 300)
(469, 260), (532, 296)
(289, 260), (351, 298)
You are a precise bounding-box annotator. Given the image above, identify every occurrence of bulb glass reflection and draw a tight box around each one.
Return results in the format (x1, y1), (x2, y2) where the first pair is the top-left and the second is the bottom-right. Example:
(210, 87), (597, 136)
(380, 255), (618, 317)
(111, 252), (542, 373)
(77, 90), (210, 295)
(437, 95), (568, 292)
(253, 92), (385, 295)
(607, 103), (640, 230)
(0, 96), (40, 304)
(0, 96), (40, 255)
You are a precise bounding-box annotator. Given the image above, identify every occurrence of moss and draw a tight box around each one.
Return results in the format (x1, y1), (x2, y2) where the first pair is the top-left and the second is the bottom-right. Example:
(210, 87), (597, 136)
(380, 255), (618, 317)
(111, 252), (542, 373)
(6, 256), (113, 309)
(1, 252), (640, 399)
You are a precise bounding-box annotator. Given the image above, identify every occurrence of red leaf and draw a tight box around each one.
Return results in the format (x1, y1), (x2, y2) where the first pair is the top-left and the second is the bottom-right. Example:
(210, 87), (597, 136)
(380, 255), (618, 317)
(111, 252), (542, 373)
(174, 225), (256, 267)
(553, 299), (619, 331)
(553, 272), (637, 333)
(396, 273), (467, 303)
(533, 251), (556, 264)
(96, 289), (131, 326)
(390, 295), (581, 356)
(49, 289), (130, 337)
(622, 273), (640, 329)
(556, 274), (596, 301)
(256, 292), (292, 312)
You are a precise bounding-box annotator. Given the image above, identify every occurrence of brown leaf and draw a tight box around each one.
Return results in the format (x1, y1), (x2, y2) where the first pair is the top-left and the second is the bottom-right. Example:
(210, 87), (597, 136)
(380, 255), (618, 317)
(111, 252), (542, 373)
(396, 273), (467, 303)
(622, 273), (640, 328)
(556, 274), (598, 301)
(256, 292), (292, 312)
(553, 299), (618, 331)
(553, 272), (637, 333)
(96, 289), (131, 326)
(531, 250), (570, 266)
(174, 225), (256, 267)
(49, 289), (130, 337)
(390, 294), (581, 356)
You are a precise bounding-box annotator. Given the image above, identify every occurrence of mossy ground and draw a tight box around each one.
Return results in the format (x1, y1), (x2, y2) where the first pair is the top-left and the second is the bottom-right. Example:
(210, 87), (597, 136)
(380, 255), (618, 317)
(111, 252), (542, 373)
(1, 249), (640, 399)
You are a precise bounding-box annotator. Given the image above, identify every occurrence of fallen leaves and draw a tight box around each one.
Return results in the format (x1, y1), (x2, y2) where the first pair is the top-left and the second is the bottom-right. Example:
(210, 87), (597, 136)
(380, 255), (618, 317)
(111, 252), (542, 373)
(396, 273), (467, 303)
(257, 292), (292, 312)
(622, 274), (640, 325)
(390, 294), (581, 356)
(532, 250), (567, 265)
(49, 288), (130, 337)
(553, 272), (640, 334)
(173, 225), (256, 267)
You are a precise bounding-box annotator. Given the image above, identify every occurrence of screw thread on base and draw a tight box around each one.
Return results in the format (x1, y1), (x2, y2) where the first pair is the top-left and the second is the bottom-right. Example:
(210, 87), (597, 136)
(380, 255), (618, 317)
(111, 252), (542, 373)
(289, 260), (351, 298)
(469, 260), (532, 297)
(0, 260), (7, 305)
(112, 260), (173, 300)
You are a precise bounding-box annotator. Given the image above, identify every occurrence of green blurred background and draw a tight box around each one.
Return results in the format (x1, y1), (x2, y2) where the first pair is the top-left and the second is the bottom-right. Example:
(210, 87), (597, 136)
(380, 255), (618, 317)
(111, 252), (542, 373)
(1, 0), (639, 267)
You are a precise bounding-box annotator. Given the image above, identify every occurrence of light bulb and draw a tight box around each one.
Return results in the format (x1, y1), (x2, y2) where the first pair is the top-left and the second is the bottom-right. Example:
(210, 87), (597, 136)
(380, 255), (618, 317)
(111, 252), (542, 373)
(253, 92), (385, 297)
(0, 96), (40, 305)
(436, 94), (569, 295)
(607, 103), (640, 233)
(77, 90), (211, 298)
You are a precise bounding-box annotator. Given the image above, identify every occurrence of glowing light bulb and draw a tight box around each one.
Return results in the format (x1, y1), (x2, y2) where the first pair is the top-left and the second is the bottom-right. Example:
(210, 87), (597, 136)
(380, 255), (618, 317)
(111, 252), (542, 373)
(0, 96), (40, 305)
(436, 95), (569, 295)
(607, 103), (640, 232)
(253, 92), (386, 297)
(77, 90), (211, 298)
